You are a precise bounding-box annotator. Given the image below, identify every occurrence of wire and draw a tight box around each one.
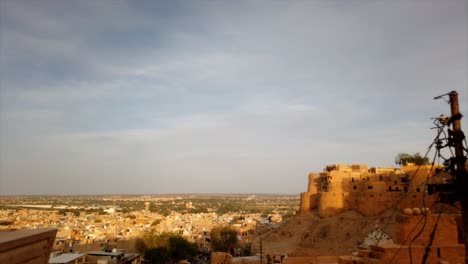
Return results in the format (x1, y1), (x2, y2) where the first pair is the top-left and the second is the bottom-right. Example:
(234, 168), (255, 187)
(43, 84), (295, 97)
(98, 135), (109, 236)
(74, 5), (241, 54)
(440, 130), (454, 157)
(371, 103), (467, 263)
(391, 112), (464, 263)
(366, 136), (439, 264)
(378, 120), (448, 264)
(408, 121), (450, 264)
(408, 151), (438, 264)
(386, 200), (440, 264)
(444, 202), (462, 212)
(421, 210), (442, 264)
(464, 138), (468, 156)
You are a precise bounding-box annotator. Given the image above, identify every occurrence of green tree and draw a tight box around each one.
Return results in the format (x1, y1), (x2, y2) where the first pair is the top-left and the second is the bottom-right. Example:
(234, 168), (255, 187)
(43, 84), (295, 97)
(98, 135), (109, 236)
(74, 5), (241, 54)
(168, 235), (198, 262)
(395, 152), (430, 166)
(412, 153), (430, 165)
(145, 248), (169, 264)
(151, 219), (162, 226)
(0, 220), (13, 226)
(210, 226), (238, 253)
(135, 231), (197, 264)
(135, 238), (146, 254)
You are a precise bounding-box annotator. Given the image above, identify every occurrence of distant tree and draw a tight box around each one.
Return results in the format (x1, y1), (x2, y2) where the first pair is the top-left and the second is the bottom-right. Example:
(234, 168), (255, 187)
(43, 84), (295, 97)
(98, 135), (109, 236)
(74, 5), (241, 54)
(127, 214), (137, 219)
(189, 207), (208, 214)
(151, 219), (162, 226)
(0, 220), (13, 226)
(168, 235), (198, 262)
(210, 226), (238, 253)
(135, 238), (146, 254)
(395, 152), (430, 166)
(145, 247), (170, 264)
(135, 231), (197, 264)
(216, 202), (242, 214)
(282, 212), (295, 222)
(412, 153), (430, 165)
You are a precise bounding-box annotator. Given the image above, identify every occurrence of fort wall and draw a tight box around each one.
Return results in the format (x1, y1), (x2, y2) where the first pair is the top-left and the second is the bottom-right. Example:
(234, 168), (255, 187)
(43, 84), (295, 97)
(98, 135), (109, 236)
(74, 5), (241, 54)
(299, 192), (318, 215)
(299, 192), (311, 215)
(318, 192), (346, 217)
(307, 173), (320, 193)
(395, 214), (462, 246)
(300, 164), (440, 217)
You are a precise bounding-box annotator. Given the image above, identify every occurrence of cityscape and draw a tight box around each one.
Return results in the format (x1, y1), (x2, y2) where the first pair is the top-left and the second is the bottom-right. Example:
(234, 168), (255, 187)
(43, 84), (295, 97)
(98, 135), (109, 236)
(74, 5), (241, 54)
(1, 162), (467, 263)
(0, 195), (298, 235)
(0, 194), (298, 263)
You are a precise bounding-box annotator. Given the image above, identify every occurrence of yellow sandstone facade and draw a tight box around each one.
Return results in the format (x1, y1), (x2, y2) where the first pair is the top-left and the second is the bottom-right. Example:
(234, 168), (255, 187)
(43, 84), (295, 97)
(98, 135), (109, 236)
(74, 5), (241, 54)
(300, 164), (437, 217)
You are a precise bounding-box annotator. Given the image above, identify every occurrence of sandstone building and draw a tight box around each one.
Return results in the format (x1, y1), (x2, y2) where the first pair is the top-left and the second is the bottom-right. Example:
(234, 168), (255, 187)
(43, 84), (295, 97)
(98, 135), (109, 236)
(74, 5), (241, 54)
(300, 164), (437, 217)
(295, 164), (465, 263)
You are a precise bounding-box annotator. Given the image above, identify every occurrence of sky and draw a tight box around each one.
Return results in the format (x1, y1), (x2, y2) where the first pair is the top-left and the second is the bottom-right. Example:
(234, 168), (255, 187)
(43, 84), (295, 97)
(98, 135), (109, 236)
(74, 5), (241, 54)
(0, 0), (467, 195)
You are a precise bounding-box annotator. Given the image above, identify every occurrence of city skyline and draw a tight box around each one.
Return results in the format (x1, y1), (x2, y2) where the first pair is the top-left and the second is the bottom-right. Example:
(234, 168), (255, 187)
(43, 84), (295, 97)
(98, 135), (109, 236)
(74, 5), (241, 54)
(0, 0), (467, 195)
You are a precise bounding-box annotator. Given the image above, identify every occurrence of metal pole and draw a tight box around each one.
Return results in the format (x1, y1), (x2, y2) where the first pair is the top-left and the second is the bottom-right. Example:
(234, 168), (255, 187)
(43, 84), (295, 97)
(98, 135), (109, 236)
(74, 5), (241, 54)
(448, 91), (468, 263)
(449, 91), (466, 171)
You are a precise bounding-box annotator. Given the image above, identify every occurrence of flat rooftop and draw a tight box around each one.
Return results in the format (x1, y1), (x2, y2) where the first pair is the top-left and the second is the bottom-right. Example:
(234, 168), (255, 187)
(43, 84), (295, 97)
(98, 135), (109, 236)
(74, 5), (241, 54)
(49, 253), (85, 264)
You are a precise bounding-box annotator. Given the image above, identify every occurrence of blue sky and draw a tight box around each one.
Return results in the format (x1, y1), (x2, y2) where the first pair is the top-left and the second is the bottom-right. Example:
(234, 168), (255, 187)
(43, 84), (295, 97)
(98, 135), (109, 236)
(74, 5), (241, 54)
(0, 0), (467, 195)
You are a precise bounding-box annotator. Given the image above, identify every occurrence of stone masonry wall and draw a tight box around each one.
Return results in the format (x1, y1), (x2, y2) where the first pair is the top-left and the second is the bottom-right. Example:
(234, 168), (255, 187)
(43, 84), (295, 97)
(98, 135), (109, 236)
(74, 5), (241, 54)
(300, 164), (440, 217)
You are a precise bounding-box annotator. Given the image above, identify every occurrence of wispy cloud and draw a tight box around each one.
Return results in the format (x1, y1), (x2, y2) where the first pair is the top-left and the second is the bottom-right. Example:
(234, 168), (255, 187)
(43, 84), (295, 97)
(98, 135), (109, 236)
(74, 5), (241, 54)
(0, 0), (466, 194)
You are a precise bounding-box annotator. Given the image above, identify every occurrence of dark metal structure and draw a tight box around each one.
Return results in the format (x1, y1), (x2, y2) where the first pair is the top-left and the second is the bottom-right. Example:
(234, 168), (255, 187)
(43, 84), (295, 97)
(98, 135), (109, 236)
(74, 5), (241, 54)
(427, 91), (468, 262)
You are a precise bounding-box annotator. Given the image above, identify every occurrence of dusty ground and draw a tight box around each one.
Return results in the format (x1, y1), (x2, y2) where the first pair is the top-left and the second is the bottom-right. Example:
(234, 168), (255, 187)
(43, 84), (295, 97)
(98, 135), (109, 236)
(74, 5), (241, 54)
(251, 210), (397, 257)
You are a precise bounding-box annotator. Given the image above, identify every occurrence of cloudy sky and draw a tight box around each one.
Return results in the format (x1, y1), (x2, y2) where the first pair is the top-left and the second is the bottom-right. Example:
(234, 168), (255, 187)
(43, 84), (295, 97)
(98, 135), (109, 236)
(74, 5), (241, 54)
(0, 0), (467, 195)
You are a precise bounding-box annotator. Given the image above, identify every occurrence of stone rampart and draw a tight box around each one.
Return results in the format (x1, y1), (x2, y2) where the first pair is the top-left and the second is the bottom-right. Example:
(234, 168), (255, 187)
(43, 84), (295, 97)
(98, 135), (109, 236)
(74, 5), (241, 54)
(318, 192), (346, 217)
(300, 164), (439, 217)
(307, 173), (320, 193)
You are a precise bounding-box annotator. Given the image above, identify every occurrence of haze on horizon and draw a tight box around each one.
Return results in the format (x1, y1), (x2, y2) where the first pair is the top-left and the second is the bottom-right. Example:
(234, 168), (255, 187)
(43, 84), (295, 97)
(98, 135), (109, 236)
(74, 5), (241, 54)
(0, 0), (467, 195)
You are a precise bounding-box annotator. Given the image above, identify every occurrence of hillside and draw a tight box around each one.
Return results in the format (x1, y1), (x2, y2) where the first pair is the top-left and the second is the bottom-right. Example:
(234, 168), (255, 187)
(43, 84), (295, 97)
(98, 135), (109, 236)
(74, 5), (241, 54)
(252, 210), (396, 257)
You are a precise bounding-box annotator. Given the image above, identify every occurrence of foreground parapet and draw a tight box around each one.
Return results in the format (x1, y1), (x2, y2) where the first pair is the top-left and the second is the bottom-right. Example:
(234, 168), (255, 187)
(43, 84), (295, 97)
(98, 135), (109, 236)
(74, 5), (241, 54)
(0, 228), (57, 264)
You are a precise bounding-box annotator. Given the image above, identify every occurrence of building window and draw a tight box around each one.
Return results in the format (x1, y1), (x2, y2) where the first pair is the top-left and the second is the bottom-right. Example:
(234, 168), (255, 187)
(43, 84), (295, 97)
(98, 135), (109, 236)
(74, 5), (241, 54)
(368, 186), (373, 190)
(353, 186), (357, 190)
